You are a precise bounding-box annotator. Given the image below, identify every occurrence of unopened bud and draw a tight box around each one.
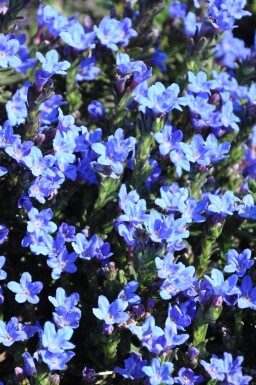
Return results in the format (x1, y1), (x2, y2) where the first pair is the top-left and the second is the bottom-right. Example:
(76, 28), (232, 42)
(82, 368), (96, 382)
(102, 262), (117, 280)
(132, 304), (145, 318)
(186, 347), (200, 368)
(49, 373), (60, 385)
(146, 298), (155, 310)
(212, 295), (223, 308)
(15, 367), (24, 382)
(104, 324), (114, 336)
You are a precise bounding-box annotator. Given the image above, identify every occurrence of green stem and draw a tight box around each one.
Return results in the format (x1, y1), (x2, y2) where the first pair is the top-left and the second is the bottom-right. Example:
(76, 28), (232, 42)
(196, 221), (224, 278)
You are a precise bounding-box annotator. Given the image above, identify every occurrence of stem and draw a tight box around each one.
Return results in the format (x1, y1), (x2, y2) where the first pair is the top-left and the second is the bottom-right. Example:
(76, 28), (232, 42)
(196, 221), (224, 278)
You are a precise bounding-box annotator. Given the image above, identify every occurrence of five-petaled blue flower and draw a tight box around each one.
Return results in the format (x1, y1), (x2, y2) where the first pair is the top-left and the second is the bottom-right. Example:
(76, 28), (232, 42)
(7, 272), (43, 304)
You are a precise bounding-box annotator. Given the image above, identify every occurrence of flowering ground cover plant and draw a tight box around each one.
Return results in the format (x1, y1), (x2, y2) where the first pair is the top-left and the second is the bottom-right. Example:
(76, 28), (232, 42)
(1, 0), (256, 384)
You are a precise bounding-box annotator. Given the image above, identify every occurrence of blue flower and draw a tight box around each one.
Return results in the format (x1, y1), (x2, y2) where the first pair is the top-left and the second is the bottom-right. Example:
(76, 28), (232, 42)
(47, 249), (78, 279)
(212, 101), (240, 133)
(22, 352), (37, 377)
(75, 57), (101, 82)
(37, 4), (70, 36)
(174, 367), (204, 385)
(187, 71), (211, 95)
(116, 53), (152, 91)
(180, 134), (211, 166)
(115, 353), (147, 379)
(118, 280), (141, 305)
(0, 166), (7, 177)
(155, 123), (183, 156)
(204, 134), (231, 164)
(72, 233), (112, 261)
(27, 207), (57, 237)
(184, 12), (199, 36)
(40, 350), (75, 371)
(0, 286), (4, 304)
(209, 0), (251, 31)
(207, 190), (241, 217)
(118, 17), (138, 46)
(118, 184), (139, 211)
(200, 355), (225, 381)
(15, 41), (36, 74)
(155, 252), (182, 279)
(0, 34), (21, 68)
(5, 138), (33, 163)
(0, 256), (7, 280)
(0, 121), (19, 149)
(138, 82), (188, 115)
(164, 315), (189, 349)
(88, 100), (105, 118)
(170, 148), (191, 176)
(42, 321), (75, 353)
(0, 224), (8, 244)
(224, 249), (254, 277)
(169, 1), (187, 19)
(53, 130), (76, 166)
(5, 81), (30, 126)
(7, 272), (43, 304)
(178, 196), (206, 223)
(117, 199), (148, 225)
(40, 94), (66, 126)
(160, 265), (196, 300)
(129, 315), (165, 353)
(204, 268), (241, 306)
(214, 31), (251, 69)
(93, 295), (130, 325)
(92, 128), (136, 175)
(201, 352), (252, 384)
(144, 210), (172, 243)
(60, 23), (95, 50)
(23, 146), (56, 177)
(53, 306), (81, 329)
(151, 47), (167, 71)
(237, 194), (256, 220)
(167, 304), (191, 331)
(237, 275), (256, 310)
(36, 49), (71, 75)
(48, 287), (79, 309)
(0, 317), (27, 346)
(94, 16), (137, 51)
(142, 357), (174, 385)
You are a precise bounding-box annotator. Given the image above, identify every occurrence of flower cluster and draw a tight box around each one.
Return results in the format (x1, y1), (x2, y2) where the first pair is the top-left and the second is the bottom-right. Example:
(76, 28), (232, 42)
(0, 0), (255, 385)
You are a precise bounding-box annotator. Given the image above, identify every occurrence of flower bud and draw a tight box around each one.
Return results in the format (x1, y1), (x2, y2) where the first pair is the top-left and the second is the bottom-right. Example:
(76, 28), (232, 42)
(132, 304), (145, 318)
(146, 298), (155, 310)
(15, 367), (24, 382)
(49, 374), (60, 385)
(104, 323), (114, 336)
(186, 347), (200, 368)
(82, 368), (96, 382)
(102, 262), (117, 280)
(211, 295), (223, 308)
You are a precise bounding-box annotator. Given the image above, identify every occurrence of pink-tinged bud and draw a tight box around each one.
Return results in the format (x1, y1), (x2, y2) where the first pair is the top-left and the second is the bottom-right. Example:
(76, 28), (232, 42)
(49, 373), (60, 385)
(15, 367), (24, 382)
(102, 262), (117, 280)
(34, 134), (45, 146)
(212, 295), (223, 308)
(84, 15), (94, 30)
(209, 92), (221, 105)
(104, 324), (114, 336)
(186, 347), (200, 368)
(82, 228), (90, 237)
